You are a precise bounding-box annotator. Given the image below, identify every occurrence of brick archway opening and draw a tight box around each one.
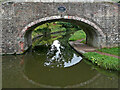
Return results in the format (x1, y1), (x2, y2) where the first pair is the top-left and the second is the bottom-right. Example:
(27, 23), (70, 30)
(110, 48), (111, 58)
(17, 16), (105, 54)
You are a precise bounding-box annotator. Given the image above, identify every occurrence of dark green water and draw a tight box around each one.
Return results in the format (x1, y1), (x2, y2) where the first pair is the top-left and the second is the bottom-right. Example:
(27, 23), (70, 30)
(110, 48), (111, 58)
(2, 31), (119, 88)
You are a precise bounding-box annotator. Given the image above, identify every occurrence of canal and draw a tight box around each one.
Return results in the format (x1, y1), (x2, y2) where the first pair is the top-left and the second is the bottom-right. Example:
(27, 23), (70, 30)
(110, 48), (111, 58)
(2, 28), (119, 88)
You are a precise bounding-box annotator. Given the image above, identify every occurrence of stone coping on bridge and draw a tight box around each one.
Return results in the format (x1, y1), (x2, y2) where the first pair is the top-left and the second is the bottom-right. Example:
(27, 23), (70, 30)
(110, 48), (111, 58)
(1, 0), (114, 3)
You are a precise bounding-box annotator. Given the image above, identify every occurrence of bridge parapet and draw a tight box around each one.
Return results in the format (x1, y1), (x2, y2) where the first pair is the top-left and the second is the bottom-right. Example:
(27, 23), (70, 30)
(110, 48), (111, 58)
(1, 0), (114, 3)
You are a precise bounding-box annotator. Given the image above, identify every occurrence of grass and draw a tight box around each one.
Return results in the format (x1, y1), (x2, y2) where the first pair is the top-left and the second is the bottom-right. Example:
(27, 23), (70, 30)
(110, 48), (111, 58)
(69, 30), (86, 41)
(83, 52), (120, 71)
(97, 47), (119, 56)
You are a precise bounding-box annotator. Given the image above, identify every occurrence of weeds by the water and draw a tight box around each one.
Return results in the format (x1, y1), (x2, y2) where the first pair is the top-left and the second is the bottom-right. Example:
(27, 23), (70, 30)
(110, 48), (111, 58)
(83, 59), (118, 77)
(83, 52), (119, 71)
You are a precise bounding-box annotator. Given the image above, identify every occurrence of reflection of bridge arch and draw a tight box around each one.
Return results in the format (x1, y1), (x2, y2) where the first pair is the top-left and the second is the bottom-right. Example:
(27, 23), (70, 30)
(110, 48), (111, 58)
(17, 16), (105, 54)
(19, 52), (101, 88)
(22, 71), (101, 88)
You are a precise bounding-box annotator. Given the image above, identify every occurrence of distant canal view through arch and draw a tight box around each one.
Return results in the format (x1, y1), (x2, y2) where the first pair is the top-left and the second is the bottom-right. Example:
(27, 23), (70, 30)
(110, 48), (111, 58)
(2, 21), (119, 88)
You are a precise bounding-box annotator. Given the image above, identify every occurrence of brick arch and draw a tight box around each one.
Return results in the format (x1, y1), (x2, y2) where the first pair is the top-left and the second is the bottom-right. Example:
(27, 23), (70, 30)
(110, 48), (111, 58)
(17, 16), (105, 54)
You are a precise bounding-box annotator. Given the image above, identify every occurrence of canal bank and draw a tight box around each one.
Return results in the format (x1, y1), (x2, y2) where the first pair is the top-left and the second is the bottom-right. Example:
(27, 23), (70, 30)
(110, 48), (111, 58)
(69, 40), (120, 71)
(69, 41), (97, 54)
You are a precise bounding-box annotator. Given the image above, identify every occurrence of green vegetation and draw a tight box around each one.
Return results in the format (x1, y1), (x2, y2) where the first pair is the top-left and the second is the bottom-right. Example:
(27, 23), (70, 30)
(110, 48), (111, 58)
(32, 32), (65, 47)
(80, 39), (86, 43)
(32, 21), (81, 39)
(83, 52), (119, 71)
(82, 42), (119, 71)
(112, 0), (120, 3)
(32, 21), (84, 47)
(32, 21), (86, 46)
(69, 30), (86, 42)
(84, 59), (118, 77)
(97, 47), (119, 56)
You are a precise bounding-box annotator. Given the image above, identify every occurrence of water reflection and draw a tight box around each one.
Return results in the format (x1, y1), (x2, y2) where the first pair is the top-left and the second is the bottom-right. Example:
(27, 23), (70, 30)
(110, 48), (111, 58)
(21, 30), (99, 87)
(64, 54), (82, 67)
(30, 29), (83, 68)
(44, 40), (82, 68)
(2, 54), (119, 88)
(2, 29), (119, 88)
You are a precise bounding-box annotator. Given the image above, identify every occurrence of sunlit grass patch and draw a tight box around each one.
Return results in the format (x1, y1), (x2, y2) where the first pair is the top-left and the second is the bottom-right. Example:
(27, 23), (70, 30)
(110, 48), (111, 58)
(69, 30), (86, 41)
(83, 52), (120, 71)
(97, 47), (119, 56)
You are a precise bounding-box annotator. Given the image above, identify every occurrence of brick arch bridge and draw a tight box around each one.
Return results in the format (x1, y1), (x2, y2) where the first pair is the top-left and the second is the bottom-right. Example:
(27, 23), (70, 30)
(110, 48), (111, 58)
(1, 1), (119, 54)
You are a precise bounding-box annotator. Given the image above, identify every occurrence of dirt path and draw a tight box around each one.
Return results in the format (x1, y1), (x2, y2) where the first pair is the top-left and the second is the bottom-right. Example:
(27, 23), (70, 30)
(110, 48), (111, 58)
(94, 51), (120, 59)
(69, 40), (120, 59)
